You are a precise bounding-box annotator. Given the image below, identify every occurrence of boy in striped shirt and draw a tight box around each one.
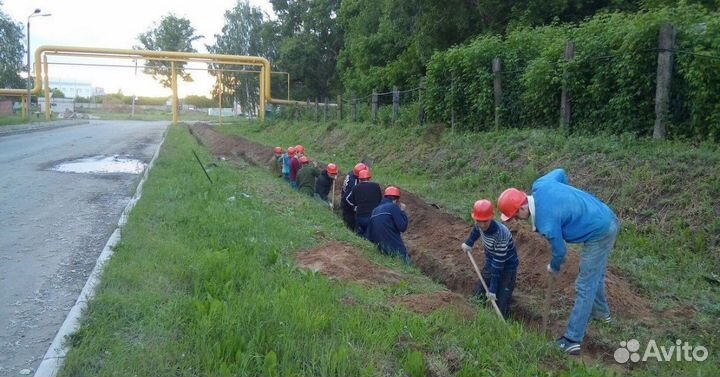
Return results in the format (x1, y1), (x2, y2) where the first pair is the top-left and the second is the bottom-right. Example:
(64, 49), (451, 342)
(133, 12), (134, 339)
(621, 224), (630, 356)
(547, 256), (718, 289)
(461, 199), (519, 319)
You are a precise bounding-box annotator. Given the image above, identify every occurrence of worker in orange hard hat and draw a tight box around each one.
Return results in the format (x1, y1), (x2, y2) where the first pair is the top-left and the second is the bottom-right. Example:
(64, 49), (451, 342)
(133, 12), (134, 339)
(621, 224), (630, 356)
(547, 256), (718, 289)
(281, 146), (296, 183)
(340, 162), (368, 231)
(366, 186), (410, 263)
(345, 168), (382, 237)
(498, 168), (619, 356)
(269, 146), (283, 178)
(314, 163), (338, 206)
(296, 156), (320, 196)
(461, 199), (519, 318)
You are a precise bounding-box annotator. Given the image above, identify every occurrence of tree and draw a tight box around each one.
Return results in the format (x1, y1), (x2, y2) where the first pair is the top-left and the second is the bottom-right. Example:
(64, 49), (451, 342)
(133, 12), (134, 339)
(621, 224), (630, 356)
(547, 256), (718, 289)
(135, 14), (203, 88)
(271, 0), (343, 100)
(208, 0), (279, 115)
(0, 1), (25, 89)
(183, 95), (215, 108)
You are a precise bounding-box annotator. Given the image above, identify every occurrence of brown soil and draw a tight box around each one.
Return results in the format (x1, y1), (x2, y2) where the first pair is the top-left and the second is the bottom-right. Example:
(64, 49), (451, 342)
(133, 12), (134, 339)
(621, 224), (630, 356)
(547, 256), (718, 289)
(189, 122), (666, 365)
(295, 242), (404, 287)
(390, 291), (474, 319)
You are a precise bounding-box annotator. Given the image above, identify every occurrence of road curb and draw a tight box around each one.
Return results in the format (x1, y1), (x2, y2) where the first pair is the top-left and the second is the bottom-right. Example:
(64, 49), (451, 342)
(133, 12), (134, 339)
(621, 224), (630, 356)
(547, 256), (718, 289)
(32, 125), (169, 377)
(0, 120), (90, 137)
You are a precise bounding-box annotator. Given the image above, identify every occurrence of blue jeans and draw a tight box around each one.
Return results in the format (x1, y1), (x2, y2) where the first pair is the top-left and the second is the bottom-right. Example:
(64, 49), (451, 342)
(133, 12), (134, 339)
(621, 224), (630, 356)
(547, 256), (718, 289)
(565, 217), (620, 342)
(283, 173), (290, 182)
(474, 266), (517, 319)
(291, 181), (298, 189)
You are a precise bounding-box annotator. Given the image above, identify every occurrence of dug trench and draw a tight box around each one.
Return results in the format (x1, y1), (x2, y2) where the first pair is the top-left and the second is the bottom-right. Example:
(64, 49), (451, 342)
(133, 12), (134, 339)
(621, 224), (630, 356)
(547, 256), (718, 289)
(189, 122), (671, 366)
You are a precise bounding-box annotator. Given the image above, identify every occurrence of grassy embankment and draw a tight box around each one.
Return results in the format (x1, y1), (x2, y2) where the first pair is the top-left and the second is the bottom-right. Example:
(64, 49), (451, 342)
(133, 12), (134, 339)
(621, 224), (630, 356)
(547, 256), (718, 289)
(219, 119), (720, 376)
(59, 125), (608, 376)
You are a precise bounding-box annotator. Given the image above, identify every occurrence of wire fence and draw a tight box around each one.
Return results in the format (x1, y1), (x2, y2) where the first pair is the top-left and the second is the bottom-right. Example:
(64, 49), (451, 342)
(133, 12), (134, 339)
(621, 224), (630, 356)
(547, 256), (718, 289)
(275, 23), (720, 141)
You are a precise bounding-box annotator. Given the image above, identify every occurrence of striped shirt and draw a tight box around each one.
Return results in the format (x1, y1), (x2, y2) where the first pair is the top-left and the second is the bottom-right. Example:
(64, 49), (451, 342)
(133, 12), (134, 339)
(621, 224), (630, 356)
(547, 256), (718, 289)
(464, 220), (519, 293)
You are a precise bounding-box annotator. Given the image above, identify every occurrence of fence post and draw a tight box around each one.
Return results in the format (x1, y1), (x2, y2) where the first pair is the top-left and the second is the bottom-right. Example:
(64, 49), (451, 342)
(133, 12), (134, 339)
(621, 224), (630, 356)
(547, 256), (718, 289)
(492, 57), (503, 131)
(392, 86), (400, 125)
(352, 93), (358, 122)
(451, 73), (455, 132)
(315, 97), (320, 122)
(560, 40), (575, 130)
(306, 98), (311, 120)
(324, 97), (329, 122)
(418, 78), (425, 127)
(337, 95), (342, 121)
(372, 89), (378, 124)
(653, 23), (676, 140)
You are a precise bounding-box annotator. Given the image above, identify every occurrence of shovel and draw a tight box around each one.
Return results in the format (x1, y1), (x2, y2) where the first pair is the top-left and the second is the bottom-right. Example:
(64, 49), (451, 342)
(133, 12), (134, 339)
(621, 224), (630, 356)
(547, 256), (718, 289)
(465, 250), (505, 321)
(542, 274), (557, 334)
(330, 179), (336, 209)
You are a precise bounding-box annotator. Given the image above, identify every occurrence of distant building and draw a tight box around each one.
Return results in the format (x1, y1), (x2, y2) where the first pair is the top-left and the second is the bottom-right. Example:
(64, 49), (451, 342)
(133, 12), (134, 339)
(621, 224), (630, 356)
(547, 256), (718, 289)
(49, 80), (93, 99)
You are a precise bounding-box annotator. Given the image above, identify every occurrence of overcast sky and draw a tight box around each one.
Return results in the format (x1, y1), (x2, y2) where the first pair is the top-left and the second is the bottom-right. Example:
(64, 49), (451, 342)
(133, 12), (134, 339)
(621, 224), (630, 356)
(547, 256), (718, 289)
(4, 0), (274, 97)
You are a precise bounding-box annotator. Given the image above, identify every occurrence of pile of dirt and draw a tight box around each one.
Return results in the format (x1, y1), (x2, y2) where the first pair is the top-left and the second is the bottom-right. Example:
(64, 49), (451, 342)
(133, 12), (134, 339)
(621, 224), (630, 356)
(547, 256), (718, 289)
(189, 122), (659, 359)
(295, 242), (404, 286)
(390, 291), (474, 319)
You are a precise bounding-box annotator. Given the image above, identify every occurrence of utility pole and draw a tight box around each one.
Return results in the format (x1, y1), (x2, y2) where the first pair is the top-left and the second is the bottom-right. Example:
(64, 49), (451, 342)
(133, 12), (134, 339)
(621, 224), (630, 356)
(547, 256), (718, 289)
(131, 59), (137, 117)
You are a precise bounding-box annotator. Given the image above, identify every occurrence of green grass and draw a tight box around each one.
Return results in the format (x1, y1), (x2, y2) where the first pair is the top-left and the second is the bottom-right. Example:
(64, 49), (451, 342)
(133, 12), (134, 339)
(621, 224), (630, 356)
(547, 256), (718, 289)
(0, 115), (55, 127)
(217, 118), (720, 376)
(59, 124), (611, 377)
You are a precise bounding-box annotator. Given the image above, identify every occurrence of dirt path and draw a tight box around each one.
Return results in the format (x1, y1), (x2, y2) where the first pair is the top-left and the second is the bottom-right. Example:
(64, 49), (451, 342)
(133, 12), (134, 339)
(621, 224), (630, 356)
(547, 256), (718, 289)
(189, 122), (662, 364)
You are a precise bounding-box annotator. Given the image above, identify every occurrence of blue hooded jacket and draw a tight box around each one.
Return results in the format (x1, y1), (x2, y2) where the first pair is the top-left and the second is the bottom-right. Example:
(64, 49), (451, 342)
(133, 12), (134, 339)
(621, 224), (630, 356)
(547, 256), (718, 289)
(533, 169), (617, 271)
(366, 198), (409, 255)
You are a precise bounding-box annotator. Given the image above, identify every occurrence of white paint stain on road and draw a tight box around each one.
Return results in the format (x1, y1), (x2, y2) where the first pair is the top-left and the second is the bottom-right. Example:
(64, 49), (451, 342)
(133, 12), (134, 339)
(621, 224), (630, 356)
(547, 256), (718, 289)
(52, 155), (145, 174)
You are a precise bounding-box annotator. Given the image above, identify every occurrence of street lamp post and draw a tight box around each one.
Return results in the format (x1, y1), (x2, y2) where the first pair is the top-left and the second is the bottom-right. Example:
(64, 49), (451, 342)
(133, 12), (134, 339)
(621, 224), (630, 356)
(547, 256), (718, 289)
(27, 8), (52, 121)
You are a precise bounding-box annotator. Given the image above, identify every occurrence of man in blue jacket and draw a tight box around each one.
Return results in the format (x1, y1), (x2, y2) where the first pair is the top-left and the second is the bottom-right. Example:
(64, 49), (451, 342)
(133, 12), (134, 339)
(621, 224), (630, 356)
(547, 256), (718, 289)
(461, 199), (519, 319)
(498, 168), (620, 356)
(366, 186), (410, 263)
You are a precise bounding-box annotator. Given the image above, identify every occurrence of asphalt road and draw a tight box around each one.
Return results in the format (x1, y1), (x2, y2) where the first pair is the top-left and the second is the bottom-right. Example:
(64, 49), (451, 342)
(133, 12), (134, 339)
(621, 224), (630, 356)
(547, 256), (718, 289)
(0, 120), (168, 376)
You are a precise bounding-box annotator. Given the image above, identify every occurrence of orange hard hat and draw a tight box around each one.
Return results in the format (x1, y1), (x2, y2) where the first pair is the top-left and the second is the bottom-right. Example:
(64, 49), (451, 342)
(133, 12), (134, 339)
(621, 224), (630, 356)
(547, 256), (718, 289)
(471, 199), (494, 221)
(327, 163), (338, 175)
(357, 169), (371, 180)
(353, 163), (368, 176)
(287, 147), (296, 156)
(384, 186), (401, 198)
(274, 146), (283, 155)
(299, 156), (310, 164)
(498, 188), (528, 221)
(295, 145), (305, 154)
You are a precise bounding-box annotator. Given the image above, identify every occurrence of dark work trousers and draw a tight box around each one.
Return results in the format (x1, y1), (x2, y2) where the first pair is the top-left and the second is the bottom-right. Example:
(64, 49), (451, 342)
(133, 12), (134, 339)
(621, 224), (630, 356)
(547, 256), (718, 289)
(356, 216), (371, 238)
(342, 207), (356, 231)
(474, 265), (517, 319)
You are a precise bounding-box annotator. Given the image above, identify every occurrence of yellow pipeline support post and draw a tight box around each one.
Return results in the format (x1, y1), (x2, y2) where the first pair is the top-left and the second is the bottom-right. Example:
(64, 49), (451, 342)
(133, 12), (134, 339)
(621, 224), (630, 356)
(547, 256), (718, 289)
(259, 67), (265, 121)
(219, 67), (223, 127)
(171, 61), (178, 125)
(43, 56), (51, 120)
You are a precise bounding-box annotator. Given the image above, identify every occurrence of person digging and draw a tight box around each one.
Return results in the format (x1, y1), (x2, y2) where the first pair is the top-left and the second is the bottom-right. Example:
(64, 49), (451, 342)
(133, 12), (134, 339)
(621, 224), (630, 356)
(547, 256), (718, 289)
(296, 156), (321, 197)
(461, 199), (519, 319)
(281, 146), (296, 183)
(341, 162), (367, 231)
(498, 168), (620, 356)
(345, 168), (382, 237)
(289, 145), (305, 189)
(366, 186), (410, 264)
(269, 146), (283, 178)
(314, 163), (338, 207)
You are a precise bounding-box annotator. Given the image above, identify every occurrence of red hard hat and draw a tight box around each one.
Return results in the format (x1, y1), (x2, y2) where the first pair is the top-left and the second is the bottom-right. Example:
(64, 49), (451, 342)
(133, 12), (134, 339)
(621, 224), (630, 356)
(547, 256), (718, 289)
(471, 199), (494, 221)
(299, 156), (310, 164)
(287, 147), (296, 156)
(353, 163), (368, 176)
(295, 145), (305, 154)
(498, 188), (528, 221)
(357, 169), (371, 180)
(384, 186), (400, 198)
(327, 163), (338, 175)
(274, 146), (283, 155)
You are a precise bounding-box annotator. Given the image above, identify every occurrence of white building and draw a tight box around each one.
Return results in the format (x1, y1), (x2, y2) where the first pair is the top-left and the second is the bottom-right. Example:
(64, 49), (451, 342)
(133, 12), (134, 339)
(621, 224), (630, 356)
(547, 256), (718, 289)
(49, 79), (93, 99)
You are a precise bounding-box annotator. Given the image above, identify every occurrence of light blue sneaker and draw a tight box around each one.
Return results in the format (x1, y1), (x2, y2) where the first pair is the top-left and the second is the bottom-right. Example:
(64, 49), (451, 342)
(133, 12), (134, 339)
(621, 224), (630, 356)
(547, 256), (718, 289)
(556, 336), (581, 355)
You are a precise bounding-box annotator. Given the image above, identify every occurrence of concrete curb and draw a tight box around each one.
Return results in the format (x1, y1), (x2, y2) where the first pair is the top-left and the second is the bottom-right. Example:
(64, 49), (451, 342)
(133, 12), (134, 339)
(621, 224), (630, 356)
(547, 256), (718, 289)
(0, 120), (90, 137)
(32, 125), (169, 377)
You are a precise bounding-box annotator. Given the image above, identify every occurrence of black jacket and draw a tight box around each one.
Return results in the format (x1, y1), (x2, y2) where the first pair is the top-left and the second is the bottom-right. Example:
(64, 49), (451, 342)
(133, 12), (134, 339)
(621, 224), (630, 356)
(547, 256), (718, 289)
(315, 170), (333, 200)
(346, 181), (383, 217)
